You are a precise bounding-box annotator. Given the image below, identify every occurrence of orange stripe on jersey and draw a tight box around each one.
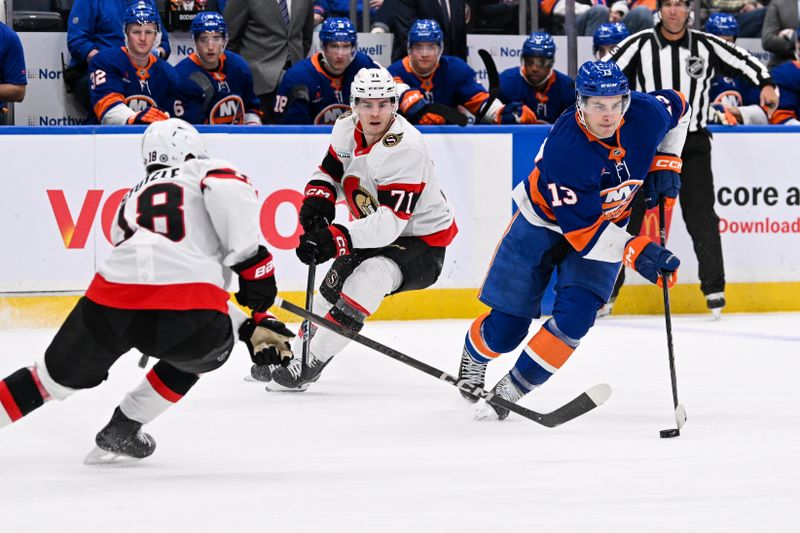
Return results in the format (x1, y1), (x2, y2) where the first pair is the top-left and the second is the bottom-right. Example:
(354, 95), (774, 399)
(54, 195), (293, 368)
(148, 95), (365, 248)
(769, 109), (797, 124)
(527, 167), (555, 221)
(564, 215), (605, 252)
(671, 90), (687, 117)
(527, 328), (575, 370)
(540, 0), (558, 15)
(469, 313), (501, 360)
(94, 92), (126, 120)
(462, 91), (490, 114)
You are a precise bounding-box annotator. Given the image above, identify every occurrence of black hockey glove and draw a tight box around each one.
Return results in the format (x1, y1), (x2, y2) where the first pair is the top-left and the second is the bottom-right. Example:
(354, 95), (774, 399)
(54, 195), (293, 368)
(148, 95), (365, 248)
(299, 180), (337, 232)
(296, 224), (352, 265)
(232, 245), (277, 313)
(238, 313), (294, 367)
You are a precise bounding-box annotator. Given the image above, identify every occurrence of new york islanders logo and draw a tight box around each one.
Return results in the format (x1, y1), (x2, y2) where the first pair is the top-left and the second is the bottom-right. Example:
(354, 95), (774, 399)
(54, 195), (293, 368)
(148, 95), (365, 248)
(125, 95), (157, 112)
(314, 104), (351, 125)
(209, 95), (245, 124)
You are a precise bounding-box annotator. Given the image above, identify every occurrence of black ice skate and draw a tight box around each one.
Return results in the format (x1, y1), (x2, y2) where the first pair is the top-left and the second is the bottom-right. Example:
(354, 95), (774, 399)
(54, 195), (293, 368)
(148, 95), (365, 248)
(244, 363), (272, 383)
(706, 292), (726, 320)
(457, 347), (488, 404)
(266, 353), (331, 392)
(473, 374), (526, 421)
(84, 407), (156, 465)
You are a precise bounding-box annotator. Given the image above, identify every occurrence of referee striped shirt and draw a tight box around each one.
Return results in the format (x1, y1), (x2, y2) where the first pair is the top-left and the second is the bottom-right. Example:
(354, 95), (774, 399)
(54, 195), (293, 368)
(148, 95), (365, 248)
(605, 25), (773, 132)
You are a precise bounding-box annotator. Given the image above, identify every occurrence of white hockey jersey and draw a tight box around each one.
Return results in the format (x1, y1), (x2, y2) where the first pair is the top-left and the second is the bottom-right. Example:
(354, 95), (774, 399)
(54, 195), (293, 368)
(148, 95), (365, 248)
(312, 112), (457, 249)
(85, 157), (263, 313)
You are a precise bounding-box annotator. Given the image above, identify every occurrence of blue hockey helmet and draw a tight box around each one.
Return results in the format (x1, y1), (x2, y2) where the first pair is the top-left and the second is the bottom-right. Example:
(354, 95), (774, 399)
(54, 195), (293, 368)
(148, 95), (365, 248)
(408, 19), (444, 49)
(704, 12), (739, 38)
(522, 32), (556, 59)
(191, 11), (227, 39)
(123, 1), (160, 32)
(319, 17), (357, 47)
(593, 22), (630, 50)
(576, 60), (629, 97)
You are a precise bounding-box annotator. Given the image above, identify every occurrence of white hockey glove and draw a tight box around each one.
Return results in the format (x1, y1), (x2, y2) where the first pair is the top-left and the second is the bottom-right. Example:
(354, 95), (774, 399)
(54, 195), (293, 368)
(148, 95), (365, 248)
(238, 313), (295, 367)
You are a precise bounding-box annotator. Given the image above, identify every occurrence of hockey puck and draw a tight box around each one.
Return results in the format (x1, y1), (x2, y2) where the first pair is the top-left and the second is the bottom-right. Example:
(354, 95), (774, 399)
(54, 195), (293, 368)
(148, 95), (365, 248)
(659, 429), (680, 438)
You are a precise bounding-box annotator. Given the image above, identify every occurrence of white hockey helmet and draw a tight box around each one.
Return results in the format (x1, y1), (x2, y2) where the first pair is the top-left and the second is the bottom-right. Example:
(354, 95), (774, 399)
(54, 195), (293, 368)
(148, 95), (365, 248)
(349, 68), (399, 114)
(141, 118), (207, 172)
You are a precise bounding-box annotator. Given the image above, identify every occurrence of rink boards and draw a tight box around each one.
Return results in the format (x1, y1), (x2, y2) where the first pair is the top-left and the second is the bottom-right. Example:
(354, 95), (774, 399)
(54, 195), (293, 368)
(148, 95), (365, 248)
(0, 125), (798, 325)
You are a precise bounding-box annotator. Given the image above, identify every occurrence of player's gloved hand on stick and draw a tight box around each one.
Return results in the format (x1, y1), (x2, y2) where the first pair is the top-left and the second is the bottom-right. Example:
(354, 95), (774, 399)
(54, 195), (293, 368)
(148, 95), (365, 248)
(127, 106), (169, 125)
(238, 313), (294, 367)
(399, 89), (427, 120)
(299, 180), (337, 232)
(624, 236), (680, 288)
(644, 152), (682, 209)
(232, 245), (277, 312)
(495, 102), (537, 124)
(296, 224), (351, 265)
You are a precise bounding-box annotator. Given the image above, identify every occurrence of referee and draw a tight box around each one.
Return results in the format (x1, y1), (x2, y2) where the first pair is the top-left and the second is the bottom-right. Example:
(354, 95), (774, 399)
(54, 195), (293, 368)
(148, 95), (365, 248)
(602, 0), (778, 318)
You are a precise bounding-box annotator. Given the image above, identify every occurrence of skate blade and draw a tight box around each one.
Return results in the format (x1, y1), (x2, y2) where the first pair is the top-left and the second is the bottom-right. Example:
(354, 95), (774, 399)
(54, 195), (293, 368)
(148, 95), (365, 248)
(83, 446), (144, 467)
(472, 401), (501, 421)
(711, 308), (722, 321)
(243, 374), (271, 383)
(264, 382), (310, 393)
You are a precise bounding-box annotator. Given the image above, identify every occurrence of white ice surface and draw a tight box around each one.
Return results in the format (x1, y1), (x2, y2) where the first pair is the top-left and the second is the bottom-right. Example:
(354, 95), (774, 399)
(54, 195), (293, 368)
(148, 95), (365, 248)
(1, 313), (799, 532)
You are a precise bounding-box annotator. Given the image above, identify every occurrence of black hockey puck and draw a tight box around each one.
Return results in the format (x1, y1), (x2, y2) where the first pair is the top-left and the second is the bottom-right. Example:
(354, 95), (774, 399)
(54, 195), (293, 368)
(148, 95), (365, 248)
(660, 429), (680, 438)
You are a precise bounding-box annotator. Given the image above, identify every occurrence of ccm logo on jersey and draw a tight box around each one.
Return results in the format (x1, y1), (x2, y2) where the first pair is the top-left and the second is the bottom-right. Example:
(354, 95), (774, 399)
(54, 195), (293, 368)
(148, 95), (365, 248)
(650, 155), (683, 173)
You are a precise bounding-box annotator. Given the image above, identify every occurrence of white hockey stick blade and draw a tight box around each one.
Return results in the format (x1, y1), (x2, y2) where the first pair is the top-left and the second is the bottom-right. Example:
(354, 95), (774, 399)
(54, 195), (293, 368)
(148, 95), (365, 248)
(675, 403), (687, 429)
(83, 446), (144, 467)
(585, 383), (613, 407)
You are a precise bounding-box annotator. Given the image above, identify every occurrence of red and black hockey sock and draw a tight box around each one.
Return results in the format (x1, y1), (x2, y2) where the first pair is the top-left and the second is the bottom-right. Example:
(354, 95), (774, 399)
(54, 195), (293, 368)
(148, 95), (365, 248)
(0, 368), (49, 428)
(119, 360), (199, 425)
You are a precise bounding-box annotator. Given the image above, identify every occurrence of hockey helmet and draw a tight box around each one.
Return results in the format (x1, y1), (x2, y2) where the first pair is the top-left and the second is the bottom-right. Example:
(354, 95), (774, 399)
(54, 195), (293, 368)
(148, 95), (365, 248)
(408, 19), (444, 49)
(704, 13), (739, 38)
(349, 68), (398, 114)
(593, 22), (630, 50)
(522, 32), (556, 59)
(123, 1), (161, 51)
(575, 60), (631, 123)
(141, 119), (208, 172)
(191, 11), (227, 40)
(319, 17), (357, 47)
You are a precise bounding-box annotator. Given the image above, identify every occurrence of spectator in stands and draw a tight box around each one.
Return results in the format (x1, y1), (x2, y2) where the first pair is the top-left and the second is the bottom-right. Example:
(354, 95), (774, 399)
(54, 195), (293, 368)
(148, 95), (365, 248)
(66, 0), (171, 113)
(224, 0), (314, 123)
(0, 21), (26, 126)
(594, 21), (630, 59)
(762, 0), (798, 67)
(89, 3), (188, 125)
(704, 0), (764, 38)
(273, 17), (380, 124)
(391, 0), (468, 61)
(175, 12), (262, 125)
(389, 19), (536, 125)
(607, 0), (654, 33)
(765, 27), (800, 124)
(540, 0), (614, 36)
(314, 0), (392, 30)
(498, 32), (574, 124)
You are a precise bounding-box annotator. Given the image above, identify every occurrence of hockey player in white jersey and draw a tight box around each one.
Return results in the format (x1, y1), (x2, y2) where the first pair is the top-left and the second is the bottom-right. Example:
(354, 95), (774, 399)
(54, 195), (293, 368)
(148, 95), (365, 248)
(262, 67), (458, 391)
(0, 119), (293, 464)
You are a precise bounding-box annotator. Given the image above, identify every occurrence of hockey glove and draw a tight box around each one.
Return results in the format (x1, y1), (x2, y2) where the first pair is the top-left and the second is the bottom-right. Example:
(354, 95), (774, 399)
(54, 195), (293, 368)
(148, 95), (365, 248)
(238, 313), (294, 367)
(232, 245), (277, 313)
(127, 106), (169, 125)
(623, 236), (680, 288)
(418, 112), (446, 125)
(708, 103), (739, 126)
(495, 102), (537, 124)
(299, 180), (337, 232)
(399, 89), (427, 119)
(644, 153), (682, 210)
(296, 224), (351, 265)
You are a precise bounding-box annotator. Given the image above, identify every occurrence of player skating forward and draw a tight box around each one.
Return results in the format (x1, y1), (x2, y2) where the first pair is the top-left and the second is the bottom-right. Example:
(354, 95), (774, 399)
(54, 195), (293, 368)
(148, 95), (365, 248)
(458, 61), (687, 420)
(0, 119), (293, 463)
(261, 68), (458, 391)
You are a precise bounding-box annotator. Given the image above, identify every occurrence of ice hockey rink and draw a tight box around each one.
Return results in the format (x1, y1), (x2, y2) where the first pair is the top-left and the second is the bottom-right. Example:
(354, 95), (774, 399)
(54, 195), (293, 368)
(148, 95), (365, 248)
(1, 312), (798, 533)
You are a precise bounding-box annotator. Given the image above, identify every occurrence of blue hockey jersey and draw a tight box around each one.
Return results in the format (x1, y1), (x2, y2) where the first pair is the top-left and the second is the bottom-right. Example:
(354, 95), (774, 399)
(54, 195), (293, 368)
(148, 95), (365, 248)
(498, 67), (574, 124)
(273, 51), (379, 124)
(175, 51), (262, 125)
(512, 90), (687, 262)
(709, 75), (760, 108)
(387, 55), (490, 116)
(769, 60), (800, 124)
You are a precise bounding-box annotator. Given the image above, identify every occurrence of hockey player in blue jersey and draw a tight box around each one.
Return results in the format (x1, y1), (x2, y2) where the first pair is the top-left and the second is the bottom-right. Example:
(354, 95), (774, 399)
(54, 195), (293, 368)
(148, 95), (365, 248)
(498, 32), (574, 125)
(273, 18), (380, 125)
(457, 61), (688, 420)
(388, 19), (537, 125)
(89, 2), (188, 125)
(175, 12), (262, 125)
(766, 28), (800, 125)
(594, 22), (630, 59)
(703, 13), (766, 126)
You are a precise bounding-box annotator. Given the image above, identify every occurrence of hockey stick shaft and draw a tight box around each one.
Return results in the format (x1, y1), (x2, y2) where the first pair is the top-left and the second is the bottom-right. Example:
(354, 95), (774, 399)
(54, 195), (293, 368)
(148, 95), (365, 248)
(276, 297), (611, 427)
(658, 197), (683, 421)
(301, 260), (316, 370)
(473, 49), (500, 123)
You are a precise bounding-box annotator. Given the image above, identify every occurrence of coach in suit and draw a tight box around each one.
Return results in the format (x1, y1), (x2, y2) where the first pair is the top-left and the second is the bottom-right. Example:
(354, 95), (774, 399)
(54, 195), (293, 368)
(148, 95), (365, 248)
(391, 0), (467, 61)
(762, 0), (799, 68)
(224, 0), (315, 122)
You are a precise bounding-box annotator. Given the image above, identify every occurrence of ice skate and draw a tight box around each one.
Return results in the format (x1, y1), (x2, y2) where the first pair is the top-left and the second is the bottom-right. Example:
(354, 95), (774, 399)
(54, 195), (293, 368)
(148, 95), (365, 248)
(457, 347), (488, 404)
(84, 407), (155, 465)
(473, 374), (526, 421)
(706, 292), (725, 320)
(596, 297), (616, 319)
(243, 363), (272, 383)
(266, 352), (331, 392)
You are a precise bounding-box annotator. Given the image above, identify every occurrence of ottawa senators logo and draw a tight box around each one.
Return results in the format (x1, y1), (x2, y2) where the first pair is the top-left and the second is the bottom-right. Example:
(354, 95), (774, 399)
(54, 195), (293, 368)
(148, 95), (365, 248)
(342, 175), (378, 219)
(382, 132), (403, 147)
(210, 95), (245, 124)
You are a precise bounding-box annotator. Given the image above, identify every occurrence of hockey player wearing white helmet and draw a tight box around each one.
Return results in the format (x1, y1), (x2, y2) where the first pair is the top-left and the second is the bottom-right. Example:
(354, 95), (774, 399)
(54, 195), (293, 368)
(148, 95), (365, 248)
(256, 68), (458, 391)
(0, 119), (294, 465)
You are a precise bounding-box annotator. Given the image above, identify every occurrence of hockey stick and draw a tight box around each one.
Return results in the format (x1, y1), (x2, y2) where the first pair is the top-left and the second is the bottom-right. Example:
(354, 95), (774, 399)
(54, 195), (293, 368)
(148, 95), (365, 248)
(473, 49), (501, 124)
(299, 259), (316, 378)
(422, 103), (468, 126)
(658, 195), (687, 438)
(276, 297), (612, 427)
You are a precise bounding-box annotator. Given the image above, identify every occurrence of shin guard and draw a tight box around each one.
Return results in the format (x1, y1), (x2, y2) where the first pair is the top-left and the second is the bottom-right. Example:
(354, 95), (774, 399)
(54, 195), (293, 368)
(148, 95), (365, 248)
(119, 361), (199, 425)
